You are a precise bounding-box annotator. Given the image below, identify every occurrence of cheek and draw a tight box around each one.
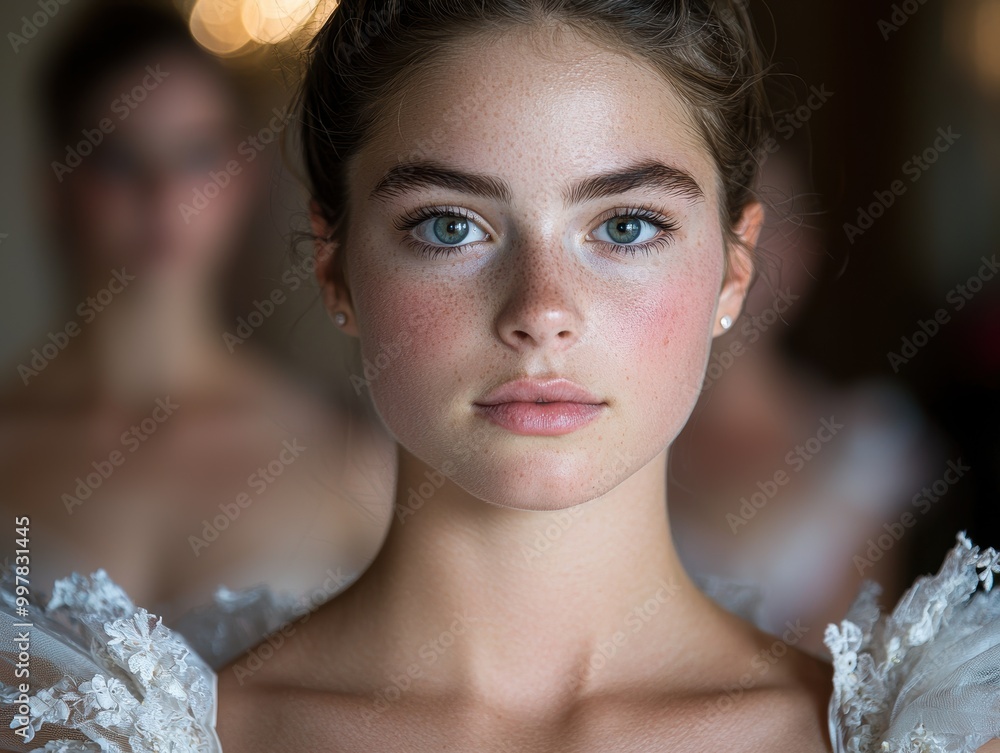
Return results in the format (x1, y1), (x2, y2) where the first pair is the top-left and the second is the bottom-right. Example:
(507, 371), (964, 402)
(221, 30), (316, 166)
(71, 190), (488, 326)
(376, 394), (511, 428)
(354, 267), (479, 438)
(608, 248), (722, 434)
(637, 279), (716, 380)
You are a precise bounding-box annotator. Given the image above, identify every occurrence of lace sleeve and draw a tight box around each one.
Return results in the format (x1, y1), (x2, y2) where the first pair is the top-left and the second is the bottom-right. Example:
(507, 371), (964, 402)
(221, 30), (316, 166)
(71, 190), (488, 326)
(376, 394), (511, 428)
(825, 532), (1000, 753)
(0, 571), (220, 752)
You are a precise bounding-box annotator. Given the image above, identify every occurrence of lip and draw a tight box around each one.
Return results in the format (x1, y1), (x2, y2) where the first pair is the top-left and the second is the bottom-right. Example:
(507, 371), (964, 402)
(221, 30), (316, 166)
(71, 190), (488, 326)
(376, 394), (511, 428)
(473, 377), (606, 436)
(475, 377), (604, 406)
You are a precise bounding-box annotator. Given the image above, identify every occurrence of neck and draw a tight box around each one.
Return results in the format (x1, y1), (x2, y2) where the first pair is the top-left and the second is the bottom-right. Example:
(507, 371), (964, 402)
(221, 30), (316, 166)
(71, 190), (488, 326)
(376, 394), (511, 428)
(65, 270), (229, 405)
(334, 444), (715, 712)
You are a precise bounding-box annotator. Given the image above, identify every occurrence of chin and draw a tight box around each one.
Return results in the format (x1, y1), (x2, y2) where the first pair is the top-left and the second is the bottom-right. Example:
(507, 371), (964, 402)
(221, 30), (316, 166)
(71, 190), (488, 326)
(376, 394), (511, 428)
(445, 444), (635, 512)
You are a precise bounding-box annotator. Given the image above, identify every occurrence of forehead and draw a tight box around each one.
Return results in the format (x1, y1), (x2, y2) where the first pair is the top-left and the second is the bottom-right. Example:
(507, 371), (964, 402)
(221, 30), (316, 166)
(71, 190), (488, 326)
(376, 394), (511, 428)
(352, 25), (718, 207)
(84, 51), (236, 143)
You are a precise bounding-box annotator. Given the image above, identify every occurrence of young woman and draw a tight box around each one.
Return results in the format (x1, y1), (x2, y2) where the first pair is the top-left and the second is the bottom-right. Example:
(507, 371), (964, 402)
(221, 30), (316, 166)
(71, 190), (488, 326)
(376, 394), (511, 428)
(2, 2), (999, 752)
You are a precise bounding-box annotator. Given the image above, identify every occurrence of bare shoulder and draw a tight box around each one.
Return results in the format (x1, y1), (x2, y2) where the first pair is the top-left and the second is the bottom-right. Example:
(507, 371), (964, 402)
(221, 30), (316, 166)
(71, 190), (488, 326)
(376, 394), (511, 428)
(977, 741), (1000, 753)
(664, 610), (833, 752)
(216, 643), (372, 753)
(680, 665), (830, 751)
(216, 602), (356, 749)
(216, 634), (305, 751)
(745, 629), (832, 748)
(712, 680), (831, 752)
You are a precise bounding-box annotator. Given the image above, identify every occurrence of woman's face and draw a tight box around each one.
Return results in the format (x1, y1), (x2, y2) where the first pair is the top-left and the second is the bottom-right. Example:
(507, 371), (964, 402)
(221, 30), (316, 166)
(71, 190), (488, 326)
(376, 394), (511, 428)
(333, 27), (752, 511)
(56, 50), (255, 285)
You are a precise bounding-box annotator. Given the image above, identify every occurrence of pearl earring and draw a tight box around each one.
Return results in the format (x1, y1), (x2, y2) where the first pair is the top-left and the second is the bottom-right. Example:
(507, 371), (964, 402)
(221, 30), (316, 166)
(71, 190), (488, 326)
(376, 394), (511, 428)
(720, 315), (733, 330)
(333, 311), (347, 327)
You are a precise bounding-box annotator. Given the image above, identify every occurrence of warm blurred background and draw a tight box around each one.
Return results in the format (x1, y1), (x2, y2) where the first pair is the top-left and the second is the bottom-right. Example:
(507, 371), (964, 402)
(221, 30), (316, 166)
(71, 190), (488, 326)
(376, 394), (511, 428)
(668, 0), (1000, 650)
(0, 0), (997, 657)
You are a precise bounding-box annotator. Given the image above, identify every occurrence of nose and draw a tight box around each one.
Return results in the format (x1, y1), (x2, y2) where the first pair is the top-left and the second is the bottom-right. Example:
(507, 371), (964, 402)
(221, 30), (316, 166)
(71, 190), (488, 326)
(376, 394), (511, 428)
(494, 243), (585, 352)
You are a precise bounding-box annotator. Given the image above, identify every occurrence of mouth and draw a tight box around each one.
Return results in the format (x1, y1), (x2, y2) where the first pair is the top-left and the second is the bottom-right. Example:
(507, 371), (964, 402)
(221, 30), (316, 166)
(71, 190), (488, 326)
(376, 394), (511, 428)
(473, 377), (606, 436)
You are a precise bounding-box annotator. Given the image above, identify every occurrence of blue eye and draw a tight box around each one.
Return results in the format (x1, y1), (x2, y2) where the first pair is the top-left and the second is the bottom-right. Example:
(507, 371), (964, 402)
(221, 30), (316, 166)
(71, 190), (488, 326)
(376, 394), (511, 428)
(428, 216), (472, 245)
(414, 214), (489, 247)
(593, 216), (661, 246)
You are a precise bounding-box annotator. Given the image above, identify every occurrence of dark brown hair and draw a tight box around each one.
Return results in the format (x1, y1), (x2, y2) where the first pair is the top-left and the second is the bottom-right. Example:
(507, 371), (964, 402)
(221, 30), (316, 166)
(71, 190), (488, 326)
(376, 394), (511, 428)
(296, 0), (772, 281)
(36, 0), (239, 153)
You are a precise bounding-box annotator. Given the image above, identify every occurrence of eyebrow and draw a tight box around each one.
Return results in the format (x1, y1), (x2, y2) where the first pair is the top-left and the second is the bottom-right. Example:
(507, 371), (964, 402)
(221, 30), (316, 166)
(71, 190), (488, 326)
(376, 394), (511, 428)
(369, 158), (704, 205)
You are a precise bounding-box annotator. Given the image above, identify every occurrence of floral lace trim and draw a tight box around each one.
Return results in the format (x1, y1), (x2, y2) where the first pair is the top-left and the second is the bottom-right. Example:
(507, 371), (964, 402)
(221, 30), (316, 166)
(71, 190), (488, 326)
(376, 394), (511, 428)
(2, 570), (220, 752)
(825, 533), (1000, 753)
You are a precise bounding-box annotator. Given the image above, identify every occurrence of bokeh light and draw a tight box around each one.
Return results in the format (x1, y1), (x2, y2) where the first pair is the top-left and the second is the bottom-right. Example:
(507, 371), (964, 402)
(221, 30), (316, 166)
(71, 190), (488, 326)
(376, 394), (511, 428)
(186, 0), (331, 55)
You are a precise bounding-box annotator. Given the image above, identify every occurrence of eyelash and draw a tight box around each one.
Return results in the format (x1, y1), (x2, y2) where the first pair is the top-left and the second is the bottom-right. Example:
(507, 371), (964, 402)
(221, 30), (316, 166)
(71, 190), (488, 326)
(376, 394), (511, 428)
(392, 204), (679, 259)
(592, 205), (679, 257)
(393, 205), (485, 260)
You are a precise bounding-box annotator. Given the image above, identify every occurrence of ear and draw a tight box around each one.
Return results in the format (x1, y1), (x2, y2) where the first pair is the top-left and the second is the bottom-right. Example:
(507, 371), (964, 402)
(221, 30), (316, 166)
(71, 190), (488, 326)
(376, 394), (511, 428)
(310, 200), (358, 337)
(714, 200), (764, 337)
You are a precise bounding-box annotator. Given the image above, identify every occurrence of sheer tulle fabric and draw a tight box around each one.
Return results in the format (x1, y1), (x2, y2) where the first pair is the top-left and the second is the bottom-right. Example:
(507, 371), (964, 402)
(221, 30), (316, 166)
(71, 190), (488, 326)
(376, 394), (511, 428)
(825, 533), (1000, 753)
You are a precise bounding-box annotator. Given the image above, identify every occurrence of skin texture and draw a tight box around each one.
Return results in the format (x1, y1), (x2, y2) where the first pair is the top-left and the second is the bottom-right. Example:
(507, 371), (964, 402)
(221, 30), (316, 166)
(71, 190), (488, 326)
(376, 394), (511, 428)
(218, 24), (836, 752)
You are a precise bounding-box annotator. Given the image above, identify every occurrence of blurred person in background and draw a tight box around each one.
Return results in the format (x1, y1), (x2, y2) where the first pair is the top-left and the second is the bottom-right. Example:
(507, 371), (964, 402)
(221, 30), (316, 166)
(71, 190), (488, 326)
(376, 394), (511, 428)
(0, 0), (394, 666)
(668, 147), (942, 654)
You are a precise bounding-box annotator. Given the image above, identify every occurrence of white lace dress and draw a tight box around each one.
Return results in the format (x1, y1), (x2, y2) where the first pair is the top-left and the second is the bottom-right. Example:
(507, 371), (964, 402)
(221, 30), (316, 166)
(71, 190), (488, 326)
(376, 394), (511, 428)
(1, 533), (999, 752)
